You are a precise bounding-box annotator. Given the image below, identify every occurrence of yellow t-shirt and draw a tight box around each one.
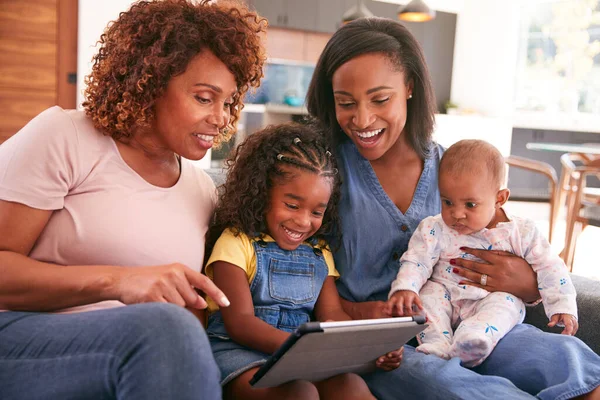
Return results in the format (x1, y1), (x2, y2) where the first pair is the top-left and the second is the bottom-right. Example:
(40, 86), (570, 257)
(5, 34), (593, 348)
(205, 228), (339, 314)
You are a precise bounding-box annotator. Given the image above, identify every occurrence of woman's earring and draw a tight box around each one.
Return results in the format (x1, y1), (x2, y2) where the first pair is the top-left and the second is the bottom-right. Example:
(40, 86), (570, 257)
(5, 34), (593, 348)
(408, 94), (413, 99)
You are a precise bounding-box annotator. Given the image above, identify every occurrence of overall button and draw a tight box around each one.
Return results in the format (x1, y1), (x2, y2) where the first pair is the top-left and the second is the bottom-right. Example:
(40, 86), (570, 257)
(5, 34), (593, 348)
(392, 252), (399, 261)
(401, 224), (409, 232)
(313, 248), (323, 257)
(257, 239), (268, 248)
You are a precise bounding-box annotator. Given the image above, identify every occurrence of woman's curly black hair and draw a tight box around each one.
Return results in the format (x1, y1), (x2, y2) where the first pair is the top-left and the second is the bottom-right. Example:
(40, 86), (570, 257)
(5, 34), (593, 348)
(206, 121), (341, 254)
(83, 0), (266, 144)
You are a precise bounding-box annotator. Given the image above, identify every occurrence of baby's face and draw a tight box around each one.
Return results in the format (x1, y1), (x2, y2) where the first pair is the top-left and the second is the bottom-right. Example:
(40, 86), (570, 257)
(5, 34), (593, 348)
(438, 171), (501, 235)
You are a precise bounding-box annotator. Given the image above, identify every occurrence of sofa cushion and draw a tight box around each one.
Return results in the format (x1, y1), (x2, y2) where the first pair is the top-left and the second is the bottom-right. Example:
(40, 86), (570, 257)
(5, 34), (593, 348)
(524, 274), (599, 354)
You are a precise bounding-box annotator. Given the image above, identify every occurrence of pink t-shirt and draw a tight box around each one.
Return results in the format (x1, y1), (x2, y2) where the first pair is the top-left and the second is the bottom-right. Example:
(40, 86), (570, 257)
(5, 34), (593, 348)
(0, 106), (217, 312)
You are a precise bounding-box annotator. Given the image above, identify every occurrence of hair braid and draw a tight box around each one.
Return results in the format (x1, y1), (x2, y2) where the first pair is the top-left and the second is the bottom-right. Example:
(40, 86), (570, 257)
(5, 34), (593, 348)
(206, 121), (341, 258)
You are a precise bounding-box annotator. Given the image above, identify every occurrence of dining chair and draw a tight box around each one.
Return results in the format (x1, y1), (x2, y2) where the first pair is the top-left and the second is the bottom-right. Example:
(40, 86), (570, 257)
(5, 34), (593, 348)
(505, 155), (558, 243)
(553, 153), (589, 246)
(561, 155), (600, 270)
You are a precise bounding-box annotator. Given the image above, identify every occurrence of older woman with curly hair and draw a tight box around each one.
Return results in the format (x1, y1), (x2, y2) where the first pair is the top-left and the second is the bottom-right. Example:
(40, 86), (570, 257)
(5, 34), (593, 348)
(0, 0), (265, 398)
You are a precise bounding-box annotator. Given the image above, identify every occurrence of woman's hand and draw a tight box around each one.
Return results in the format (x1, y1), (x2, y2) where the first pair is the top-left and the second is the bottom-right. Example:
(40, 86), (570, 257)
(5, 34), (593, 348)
(340, 298), (392, 320)
(376, 347), (403, 371)
(451, 247), (540, 303)
(113, 263), (229, 309)
(548, 313), (579, 336)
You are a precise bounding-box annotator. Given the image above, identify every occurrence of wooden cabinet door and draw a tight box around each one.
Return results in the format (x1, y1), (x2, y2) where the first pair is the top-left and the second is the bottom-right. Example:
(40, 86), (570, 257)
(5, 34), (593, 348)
(0, 0), (77, 144)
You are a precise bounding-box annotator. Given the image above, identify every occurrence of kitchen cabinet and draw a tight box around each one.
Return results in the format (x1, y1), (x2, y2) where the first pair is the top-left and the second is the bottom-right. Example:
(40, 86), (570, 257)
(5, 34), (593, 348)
(285, 0), (318, 30)
(250, 0), (318, 31)
(316, 0), (345, 33)
(250, 0), (285, 27)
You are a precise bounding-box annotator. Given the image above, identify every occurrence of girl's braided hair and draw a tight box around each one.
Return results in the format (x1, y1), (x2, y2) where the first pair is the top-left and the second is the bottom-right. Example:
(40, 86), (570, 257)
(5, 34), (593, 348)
(206, 121), (341, 254)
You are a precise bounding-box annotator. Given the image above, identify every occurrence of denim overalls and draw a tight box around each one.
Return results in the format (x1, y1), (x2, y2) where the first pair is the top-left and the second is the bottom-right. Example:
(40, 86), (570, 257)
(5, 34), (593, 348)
(206, 239), (329, 385)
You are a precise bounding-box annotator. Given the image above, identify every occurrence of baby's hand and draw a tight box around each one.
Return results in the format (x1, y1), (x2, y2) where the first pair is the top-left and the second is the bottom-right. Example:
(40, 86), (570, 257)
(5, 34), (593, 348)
(376, 347), (404, 371)
(386, 290), (423, 317)
(548, 313), (578, 335)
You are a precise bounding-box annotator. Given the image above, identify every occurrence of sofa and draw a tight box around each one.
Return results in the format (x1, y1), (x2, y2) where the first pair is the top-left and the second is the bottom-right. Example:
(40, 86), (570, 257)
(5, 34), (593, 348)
(525, 273), (599, 354)
(205, 169), (600, 355)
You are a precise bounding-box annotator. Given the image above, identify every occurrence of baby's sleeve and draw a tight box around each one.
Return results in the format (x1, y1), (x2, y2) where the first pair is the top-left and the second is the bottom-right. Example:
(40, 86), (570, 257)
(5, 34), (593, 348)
(389, 216), (442, 297)
(0, 107), (80, 210)
(520, 219), (578, 320)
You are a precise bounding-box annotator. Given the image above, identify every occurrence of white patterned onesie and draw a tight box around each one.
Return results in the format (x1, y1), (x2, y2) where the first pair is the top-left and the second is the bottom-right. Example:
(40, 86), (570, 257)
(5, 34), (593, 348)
(389, 213), (577, 367)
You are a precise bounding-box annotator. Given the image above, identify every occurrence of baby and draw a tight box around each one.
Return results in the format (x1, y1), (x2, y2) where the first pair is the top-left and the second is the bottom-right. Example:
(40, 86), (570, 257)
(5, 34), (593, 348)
(387, 139), (578, 367)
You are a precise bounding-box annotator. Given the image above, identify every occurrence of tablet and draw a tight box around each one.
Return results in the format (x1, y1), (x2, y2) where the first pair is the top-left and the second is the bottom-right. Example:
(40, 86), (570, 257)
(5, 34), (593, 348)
(250, 315), (427, 388)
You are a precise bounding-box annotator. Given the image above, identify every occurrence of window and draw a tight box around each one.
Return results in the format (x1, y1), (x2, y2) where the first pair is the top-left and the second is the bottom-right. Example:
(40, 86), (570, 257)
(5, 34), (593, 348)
(515, 0), (600, 115)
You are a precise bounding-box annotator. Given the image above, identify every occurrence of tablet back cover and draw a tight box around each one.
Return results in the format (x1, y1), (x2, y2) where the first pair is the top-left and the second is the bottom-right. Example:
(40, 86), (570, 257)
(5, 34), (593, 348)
(252, 319), (426, 388)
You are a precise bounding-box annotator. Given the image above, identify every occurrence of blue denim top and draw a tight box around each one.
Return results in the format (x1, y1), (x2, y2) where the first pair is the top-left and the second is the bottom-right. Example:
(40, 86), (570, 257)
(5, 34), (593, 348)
(207, 240), (330, 336)
(332, 140), (444, 302)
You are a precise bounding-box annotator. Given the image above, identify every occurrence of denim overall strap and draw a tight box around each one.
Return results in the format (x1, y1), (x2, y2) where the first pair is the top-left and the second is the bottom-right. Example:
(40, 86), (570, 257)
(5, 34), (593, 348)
(249, 240), (329, 333)
(206, 240), (329, 337)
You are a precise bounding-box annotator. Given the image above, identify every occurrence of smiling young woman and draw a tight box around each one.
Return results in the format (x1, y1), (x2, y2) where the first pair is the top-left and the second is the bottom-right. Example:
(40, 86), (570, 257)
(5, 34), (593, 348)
(306, 16), (600, 400)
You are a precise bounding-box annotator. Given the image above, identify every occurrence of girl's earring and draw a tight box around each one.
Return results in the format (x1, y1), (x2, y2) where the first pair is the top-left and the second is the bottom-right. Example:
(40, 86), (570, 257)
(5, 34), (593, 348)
(408, 94), (413, 99)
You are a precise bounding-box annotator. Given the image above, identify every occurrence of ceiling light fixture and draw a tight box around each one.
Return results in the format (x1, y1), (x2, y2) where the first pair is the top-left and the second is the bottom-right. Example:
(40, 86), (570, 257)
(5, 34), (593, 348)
(342, 0), (374, 25)
(398, 0), (436, 22)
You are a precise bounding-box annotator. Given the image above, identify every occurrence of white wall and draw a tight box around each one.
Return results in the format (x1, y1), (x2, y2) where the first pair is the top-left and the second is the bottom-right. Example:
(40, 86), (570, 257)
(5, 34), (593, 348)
(77, 0), (136, 108)
(450, 0), (521, 118)
(433, 114), (513, 156)
(437, 0), (522, 154)
(77, 0), (211, 168)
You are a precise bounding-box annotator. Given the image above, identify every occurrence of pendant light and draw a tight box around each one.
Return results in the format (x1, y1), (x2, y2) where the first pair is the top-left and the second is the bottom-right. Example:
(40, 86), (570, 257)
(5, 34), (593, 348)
(398, 0), (436, 22)
(342, 0), (374, 25)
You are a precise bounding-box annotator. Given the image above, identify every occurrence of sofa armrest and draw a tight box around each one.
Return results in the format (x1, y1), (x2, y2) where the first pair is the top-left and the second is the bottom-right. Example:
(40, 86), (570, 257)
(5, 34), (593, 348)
(524, 274), (600, 354)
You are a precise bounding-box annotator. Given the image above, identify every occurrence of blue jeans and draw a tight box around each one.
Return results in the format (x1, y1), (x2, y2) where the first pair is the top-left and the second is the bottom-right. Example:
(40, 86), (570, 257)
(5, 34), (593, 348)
(0, 303), (221, 400)
(363, 324), (600, 400)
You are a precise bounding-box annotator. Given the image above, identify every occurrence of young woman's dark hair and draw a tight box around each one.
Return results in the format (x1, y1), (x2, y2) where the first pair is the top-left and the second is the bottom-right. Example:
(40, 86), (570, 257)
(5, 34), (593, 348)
(206, 122), (341, 255)
(306, 17), (436, 160)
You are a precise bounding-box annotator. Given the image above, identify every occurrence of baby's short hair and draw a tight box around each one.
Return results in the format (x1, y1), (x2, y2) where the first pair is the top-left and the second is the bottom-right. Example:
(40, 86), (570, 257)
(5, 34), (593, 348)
(439, 139), (506, 190)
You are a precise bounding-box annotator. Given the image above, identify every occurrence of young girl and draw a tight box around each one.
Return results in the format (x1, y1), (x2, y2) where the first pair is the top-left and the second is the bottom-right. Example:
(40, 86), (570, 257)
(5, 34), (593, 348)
(387, 139), (578, 367)
(204, 122), (395, 400)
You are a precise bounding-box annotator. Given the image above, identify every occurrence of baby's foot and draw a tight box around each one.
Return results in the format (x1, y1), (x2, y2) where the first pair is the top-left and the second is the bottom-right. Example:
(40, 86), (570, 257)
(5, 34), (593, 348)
(451, 336), (494, 367)
(416, 342), (451, 359)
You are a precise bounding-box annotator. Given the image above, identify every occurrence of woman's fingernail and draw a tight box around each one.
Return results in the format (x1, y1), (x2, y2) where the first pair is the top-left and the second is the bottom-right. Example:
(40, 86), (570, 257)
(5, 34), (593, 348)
(220, 297), (230, 307)
(449, 259), (456, 265)
(452, 268), (459, 273)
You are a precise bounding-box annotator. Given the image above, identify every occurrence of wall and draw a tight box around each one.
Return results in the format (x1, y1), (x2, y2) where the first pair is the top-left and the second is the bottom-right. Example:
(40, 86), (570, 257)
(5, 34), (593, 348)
(450, 0), (521, 118)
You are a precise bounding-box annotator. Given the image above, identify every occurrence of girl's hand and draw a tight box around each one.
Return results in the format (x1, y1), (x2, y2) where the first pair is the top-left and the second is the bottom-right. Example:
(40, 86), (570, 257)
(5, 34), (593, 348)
(376, 347), (404, 371)
(113, 263), (229, 309)
(341, 298), (392, 320)
(451, 248), (540, 303)
(548, 313), (579, 336)
(386, 290), (423, 317)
